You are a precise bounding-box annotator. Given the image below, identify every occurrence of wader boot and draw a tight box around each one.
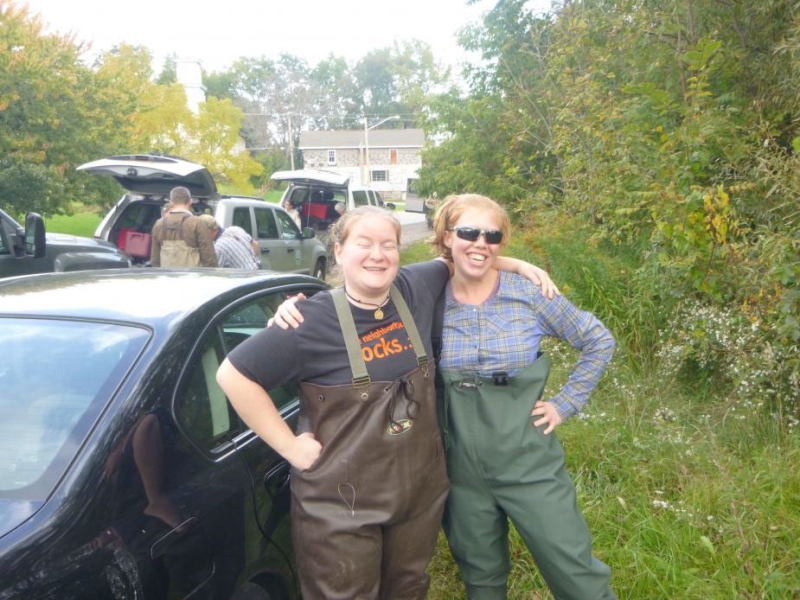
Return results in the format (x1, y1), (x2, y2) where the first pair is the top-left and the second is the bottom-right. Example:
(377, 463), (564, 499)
(440, 356), (616, 600)
(291, 286), (450, 599)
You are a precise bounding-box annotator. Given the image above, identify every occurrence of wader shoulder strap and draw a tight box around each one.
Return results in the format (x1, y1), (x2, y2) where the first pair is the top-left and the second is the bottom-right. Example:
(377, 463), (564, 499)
(389, 285), (428, 367)
(331, 288), (371, 387)
(332, 285), (429, 388)
(163, 213), (192, 239)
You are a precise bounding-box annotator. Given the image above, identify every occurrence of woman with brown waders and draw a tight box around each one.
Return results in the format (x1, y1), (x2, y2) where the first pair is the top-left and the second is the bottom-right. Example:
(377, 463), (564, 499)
(432, 194), (617, 600)
(216, 206), (557, 599)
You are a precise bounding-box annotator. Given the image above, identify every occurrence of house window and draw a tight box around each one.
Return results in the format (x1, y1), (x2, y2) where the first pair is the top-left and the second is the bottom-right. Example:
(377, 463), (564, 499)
(390, 149), (398, 165)
(327, 150), (336, 165)
(371, 169), (388, 182)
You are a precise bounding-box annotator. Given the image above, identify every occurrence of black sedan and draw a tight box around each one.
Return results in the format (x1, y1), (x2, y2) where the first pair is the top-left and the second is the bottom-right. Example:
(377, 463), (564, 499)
(0, 269), (327, 599)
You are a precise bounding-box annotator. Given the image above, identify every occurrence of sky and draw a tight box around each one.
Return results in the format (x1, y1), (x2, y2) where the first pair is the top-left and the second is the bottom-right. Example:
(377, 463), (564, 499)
(23, 0), (551, 73)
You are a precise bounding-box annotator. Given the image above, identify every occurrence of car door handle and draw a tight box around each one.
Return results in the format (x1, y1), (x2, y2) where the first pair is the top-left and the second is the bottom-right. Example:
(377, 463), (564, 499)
(264, 461), (291, 499)
(150, 516), (199, 559)
(261, 248), (270, 254)
(286, 248), (295, 253)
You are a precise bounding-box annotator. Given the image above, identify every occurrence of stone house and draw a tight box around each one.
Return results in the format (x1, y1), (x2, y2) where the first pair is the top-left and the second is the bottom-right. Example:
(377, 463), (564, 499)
(298, 129), (425, 200)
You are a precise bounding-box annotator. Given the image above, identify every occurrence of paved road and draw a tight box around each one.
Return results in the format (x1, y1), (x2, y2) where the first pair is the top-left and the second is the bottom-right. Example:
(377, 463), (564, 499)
(401, 219), (432, 248)
(393, 208), (431, 247)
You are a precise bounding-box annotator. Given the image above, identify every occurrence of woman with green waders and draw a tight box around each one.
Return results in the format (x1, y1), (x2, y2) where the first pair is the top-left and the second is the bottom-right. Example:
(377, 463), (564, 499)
(218, 206), (558, 599)
(431, 194), (617, 600)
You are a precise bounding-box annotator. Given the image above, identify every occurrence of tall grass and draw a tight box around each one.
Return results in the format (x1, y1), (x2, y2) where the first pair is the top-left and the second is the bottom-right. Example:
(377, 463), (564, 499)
(401, 216), (800, 599)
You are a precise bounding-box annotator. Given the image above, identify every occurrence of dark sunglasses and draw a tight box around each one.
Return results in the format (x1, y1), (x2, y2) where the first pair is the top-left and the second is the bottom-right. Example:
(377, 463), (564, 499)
(449, 226), (504, 245)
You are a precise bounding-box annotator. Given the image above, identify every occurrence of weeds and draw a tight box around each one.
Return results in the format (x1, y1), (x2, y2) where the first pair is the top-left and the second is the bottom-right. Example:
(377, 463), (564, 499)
(406, 218), (800, 599)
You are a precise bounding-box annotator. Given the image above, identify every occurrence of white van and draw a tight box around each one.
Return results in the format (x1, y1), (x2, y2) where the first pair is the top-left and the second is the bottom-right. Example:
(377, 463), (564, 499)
(271, 169), (395, 232)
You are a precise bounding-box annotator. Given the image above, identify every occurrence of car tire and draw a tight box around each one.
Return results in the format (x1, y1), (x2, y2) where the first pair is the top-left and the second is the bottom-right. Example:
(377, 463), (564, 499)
(313, 258), (326, 281)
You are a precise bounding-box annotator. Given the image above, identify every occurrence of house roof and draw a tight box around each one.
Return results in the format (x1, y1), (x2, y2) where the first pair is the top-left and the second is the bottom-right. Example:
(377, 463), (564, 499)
(299, 129), (425, 149)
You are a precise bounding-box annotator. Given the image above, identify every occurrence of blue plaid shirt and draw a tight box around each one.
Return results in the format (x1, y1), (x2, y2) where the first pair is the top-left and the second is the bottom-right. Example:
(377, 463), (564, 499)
(439, 271), (615, 420)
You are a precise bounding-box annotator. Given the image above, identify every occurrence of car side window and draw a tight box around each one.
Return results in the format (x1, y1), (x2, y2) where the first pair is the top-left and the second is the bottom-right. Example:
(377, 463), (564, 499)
(289, 188), (309, 204)
(254, 208), (279, 240)
(353, 190), (369, 207)
(174, 332), (239, 455)
(220, 296), (300, 410)
(232, 207), (252, 235)
(174, 292), (304, 455)
(275, 210), (299, 240)
(0, 226), (8, 255)
(118, 203), (161, 233)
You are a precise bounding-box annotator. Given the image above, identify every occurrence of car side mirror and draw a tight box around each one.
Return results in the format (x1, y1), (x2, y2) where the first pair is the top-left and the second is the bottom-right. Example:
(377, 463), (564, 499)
(301, 227), (316, 240)
(384, 202), (396, 211)
(25, 212), (46, 258)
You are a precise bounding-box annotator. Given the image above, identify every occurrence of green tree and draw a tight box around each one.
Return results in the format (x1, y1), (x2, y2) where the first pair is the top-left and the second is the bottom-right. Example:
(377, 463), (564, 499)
(156, 53), (178, 84)
(0, 1), (125, 215)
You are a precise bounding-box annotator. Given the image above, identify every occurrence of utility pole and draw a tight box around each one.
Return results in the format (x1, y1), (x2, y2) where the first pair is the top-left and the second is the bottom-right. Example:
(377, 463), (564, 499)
(287, 113), (295, 170)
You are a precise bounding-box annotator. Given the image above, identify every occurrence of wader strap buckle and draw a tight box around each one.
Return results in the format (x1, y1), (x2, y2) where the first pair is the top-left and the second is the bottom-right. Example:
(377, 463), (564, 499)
(455, 380), (481, 390)
(492, 371), (509, 386)
(352, 375), (371, 387)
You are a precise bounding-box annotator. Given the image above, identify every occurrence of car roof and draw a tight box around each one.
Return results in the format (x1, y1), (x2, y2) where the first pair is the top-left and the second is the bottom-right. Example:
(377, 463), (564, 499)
(0, 269), (323, 326)
(270, 169), (349, 187)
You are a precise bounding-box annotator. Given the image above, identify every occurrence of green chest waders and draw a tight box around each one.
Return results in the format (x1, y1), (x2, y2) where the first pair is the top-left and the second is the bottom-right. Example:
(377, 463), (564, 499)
(290, 286), (449, 600)
(440, 356), (616, 600)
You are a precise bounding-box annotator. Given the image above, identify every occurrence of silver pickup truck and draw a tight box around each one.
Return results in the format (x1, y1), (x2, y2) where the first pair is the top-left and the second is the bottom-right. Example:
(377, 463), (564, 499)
(0, 208), (130, 279)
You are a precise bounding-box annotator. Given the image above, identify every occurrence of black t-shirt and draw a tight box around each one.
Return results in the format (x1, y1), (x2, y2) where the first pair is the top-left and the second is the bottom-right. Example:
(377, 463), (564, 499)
(228, 260), (449, 389)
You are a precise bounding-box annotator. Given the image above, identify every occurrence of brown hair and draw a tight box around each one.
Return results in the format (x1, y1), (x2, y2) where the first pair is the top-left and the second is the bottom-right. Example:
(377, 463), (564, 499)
(169, 186), (192, 205)
(430, 194), (511, 261)
(330, 206), (402, 246)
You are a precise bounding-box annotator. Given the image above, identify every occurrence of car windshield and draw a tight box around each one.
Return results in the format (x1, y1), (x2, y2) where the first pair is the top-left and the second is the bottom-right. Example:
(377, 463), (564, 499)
(0, 318), (149, 500)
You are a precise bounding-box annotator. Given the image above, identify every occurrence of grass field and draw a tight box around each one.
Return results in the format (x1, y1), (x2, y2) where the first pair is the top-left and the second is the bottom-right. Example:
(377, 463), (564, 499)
(45, 204), (103, 237)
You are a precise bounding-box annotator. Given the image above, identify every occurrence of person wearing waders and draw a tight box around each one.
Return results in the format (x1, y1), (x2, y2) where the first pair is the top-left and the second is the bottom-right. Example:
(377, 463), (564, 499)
(218, 206), (558, 599)
(431, 194), (617, 600)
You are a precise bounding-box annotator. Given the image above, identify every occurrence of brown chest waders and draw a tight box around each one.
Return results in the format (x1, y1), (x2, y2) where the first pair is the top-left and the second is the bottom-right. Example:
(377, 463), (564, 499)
(440, 356), (616, 600)
(291, 286), (449, 599)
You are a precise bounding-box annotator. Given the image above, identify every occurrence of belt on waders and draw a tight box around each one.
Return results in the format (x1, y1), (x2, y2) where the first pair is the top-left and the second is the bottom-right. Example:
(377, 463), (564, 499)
(438, 354), (551, 452)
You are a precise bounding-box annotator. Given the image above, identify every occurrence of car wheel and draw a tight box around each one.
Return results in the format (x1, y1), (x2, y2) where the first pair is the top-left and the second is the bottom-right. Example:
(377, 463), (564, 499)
(313, 258), (326, 281)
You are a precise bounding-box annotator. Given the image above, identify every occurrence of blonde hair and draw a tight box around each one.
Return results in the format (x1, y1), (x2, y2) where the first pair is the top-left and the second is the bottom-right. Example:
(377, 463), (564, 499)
(330, 205), (401, 246)
(430, 194), (511, 261)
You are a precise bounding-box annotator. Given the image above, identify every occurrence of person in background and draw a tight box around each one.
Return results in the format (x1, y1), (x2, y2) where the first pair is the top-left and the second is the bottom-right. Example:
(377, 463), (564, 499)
(150, 187), (217, 268)
(216, 206), (558, 599)
(285, 199), (301, 228)
(198, 214), (260, 270)
(432, 194), (617, 600)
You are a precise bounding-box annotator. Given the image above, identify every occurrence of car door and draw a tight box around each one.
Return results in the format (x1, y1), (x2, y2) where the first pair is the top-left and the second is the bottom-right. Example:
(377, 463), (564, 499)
(274, 208), (311, 274)
(0, 214), (17, 277)
(173, 285), (322, 598)
(352, 189), (371, 208)
(169, 287), (321, 598)
(253, 206), (296, 273)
